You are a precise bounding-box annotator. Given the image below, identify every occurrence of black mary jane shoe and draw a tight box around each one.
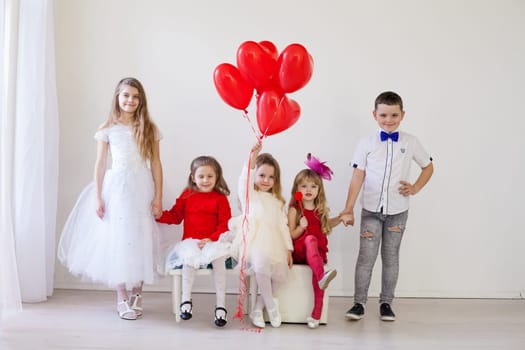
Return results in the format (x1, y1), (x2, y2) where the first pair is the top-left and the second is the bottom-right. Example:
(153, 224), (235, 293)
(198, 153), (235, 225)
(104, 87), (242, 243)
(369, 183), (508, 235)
(180, 300), (192, 320)
(214, 306), (228, 327)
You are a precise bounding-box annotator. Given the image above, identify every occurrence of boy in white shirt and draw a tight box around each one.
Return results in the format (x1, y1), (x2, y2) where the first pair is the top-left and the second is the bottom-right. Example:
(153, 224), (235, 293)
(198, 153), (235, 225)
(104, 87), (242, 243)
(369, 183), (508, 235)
(341, 91), (433, 321)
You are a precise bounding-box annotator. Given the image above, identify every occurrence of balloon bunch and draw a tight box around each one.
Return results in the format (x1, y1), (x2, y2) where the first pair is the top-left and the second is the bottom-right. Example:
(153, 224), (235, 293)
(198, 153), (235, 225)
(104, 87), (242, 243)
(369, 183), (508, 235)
(213, 41), (314, 137)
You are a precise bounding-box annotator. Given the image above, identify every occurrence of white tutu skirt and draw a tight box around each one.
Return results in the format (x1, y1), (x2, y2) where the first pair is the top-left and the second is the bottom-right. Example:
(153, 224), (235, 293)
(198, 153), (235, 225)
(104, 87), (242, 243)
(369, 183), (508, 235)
(165, 238), (231, 270)
(229, 215), (289, 283)
(58, 167), (161, 288)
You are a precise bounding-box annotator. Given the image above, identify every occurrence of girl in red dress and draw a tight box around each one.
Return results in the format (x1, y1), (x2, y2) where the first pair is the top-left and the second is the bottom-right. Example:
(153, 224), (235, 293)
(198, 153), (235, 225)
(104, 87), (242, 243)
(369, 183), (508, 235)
(288, 154), (344, 328)
(157, 156), (231, 327)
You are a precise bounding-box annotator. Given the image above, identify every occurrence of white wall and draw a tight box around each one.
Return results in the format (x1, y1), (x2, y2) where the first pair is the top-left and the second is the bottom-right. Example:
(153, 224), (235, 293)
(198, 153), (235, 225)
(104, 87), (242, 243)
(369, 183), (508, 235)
(54, 0), (525, 298)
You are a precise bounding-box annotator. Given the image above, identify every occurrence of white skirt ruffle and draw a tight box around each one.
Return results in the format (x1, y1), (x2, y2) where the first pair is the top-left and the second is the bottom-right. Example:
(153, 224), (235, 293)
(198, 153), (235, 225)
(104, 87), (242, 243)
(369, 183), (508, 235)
(165, 237), (231, 271)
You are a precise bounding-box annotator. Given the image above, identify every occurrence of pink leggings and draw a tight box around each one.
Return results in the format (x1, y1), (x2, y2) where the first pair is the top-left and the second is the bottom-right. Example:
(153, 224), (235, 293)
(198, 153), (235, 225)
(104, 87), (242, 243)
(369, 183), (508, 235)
(295, 235), (325, 320)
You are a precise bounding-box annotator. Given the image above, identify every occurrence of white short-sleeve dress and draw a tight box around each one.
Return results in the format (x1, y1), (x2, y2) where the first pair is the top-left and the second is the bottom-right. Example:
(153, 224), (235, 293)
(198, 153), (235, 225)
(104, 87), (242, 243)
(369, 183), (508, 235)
(58, 124), (160, 288)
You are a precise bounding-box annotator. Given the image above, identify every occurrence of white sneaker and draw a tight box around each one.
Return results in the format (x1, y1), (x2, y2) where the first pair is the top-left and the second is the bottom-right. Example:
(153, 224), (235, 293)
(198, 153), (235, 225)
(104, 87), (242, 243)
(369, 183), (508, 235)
(267, 298), (281, 328)
(249, 309), (265, 328)
(306, 316), (320, 329)
(318, 268), (337, 290)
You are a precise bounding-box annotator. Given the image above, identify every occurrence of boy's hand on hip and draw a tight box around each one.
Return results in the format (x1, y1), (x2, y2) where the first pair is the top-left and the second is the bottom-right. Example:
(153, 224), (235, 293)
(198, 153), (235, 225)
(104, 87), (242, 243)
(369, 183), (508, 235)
(399, 180), (416, 196)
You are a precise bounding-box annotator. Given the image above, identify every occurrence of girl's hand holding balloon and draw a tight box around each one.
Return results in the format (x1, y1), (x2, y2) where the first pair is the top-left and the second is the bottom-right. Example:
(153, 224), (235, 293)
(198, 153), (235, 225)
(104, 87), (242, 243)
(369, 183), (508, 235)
(249, 140), (262, 167)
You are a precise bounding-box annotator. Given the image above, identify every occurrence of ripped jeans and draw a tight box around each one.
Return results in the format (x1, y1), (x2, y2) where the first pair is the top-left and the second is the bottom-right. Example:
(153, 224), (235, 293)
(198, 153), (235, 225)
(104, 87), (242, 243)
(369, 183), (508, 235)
(354, 209), (408, 305)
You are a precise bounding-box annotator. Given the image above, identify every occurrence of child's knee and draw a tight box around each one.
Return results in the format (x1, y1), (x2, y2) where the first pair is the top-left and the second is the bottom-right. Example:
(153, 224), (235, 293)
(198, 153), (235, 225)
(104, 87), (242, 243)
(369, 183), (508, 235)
(304, 235), (319, 245)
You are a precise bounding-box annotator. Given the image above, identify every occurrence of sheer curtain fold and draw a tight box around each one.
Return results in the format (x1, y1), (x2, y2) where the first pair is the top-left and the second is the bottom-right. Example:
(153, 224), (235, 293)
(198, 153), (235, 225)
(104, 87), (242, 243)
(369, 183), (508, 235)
(1, 0), (58, 322)
(1, 0), (23, 324)
(14, 0), (58, 302)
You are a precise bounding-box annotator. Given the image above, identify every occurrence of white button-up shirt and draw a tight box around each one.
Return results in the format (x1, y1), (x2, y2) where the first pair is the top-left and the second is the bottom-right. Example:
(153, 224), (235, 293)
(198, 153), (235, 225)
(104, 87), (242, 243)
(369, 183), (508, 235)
(351, 129), (432, 215)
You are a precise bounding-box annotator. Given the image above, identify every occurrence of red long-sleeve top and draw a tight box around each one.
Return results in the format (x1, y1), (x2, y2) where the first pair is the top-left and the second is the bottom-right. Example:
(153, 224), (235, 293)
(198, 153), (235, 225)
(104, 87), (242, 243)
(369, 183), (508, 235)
(157, 189), (231, 242)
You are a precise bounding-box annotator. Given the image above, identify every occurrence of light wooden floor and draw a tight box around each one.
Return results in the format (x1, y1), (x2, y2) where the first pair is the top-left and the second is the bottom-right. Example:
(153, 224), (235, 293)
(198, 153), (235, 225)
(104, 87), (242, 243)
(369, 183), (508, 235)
(1, 289), (524, 350)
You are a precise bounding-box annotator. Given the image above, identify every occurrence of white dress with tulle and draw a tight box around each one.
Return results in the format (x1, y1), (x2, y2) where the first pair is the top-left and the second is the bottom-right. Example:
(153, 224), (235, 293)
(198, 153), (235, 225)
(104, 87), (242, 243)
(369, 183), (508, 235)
(58, 124), (160, 288)
(229, 165), (293, 282)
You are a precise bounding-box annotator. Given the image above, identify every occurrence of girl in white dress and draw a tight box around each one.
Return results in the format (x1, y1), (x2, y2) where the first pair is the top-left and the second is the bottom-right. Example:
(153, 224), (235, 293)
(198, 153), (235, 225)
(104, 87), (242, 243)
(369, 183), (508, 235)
(230, 141), (293, 328)
(58, 77), (163, 320)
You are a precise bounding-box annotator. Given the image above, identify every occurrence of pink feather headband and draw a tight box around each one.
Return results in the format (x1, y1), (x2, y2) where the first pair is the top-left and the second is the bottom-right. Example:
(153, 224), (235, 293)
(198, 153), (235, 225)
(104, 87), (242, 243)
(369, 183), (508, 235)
(304, 153), (333, 180)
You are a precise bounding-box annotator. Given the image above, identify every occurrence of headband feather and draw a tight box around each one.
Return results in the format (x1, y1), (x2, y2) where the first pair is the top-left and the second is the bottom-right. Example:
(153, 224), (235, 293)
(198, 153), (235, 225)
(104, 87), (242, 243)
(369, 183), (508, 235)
(305, 153), (333, 180)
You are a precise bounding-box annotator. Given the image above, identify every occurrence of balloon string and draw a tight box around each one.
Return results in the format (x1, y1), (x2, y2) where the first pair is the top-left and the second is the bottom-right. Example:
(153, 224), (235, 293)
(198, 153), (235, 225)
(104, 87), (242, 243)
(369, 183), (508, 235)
(234, 143), (259, 325)
(242, 110), (262, 140)
(234, 111), (264, 331)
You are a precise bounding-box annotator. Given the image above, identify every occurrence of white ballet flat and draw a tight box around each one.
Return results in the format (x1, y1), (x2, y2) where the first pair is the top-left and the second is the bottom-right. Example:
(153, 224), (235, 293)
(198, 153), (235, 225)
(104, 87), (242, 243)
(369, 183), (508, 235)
(267, 298), (281, 328)
(249, 309), (265, 328)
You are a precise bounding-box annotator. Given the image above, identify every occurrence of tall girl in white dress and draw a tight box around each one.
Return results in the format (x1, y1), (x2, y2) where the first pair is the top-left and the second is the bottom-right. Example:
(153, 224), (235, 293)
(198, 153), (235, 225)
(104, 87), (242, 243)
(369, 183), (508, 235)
(58, 77), (163, 320)
(230, 141), (293, 328)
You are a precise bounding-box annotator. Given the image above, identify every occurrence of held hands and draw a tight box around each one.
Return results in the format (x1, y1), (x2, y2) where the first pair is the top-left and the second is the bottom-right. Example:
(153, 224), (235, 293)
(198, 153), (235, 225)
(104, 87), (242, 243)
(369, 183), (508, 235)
(340, 212), (355, 226)
(151, 198), (162, 219)
(398, 180), (417, 197)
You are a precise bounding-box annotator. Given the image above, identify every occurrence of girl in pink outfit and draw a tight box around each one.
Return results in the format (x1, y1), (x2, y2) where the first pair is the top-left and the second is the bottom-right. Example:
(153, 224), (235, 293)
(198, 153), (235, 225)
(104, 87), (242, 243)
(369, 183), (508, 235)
(288, 154), (343, 328)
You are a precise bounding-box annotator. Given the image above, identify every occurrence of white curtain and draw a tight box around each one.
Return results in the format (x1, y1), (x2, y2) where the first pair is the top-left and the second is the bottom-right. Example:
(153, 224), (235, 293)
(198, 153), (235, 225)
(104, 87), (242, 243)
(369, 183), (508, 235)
(1, 0), (22, 325)
(0, 0), (58, 325)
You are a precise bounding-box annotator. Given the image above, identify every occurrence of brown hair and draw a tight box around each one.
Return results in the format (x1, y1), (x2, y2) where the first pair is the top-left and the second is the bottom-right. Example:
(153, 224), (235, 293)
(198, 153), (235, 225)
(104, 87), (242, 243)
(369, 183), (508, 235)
(187, 156), (230, 195)
(289, 169), (331, 234)
(374, 91), (404, 111)
(255, 153), (285, 205)
(101, 77), (158, 160)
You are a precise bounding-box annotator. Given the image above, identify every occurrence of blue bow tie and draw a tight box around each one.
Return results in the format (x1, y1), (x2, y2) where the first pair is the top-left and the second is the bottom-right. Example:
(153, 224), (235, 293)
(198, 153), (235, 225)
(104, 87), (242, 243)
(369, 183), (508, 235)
(380, 131), (399, 142)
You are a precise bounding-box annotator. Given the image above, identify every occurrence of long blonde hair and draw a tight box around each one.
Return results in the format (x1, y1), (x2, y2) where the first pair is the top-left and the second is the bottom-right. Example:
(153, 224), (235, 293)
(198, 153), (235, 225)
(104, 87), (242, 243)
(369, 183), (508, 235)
(101, 77), (158, 160)
(289, 169), (331, 234)
(255, 153), (285, 206)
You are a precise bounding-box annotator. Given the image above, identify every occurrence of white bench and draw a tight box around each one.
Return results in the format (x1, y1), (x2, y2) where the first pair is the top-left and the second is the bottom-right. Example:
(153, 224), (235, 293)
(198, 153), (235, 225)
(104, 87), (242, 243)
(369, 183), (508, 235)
(169, 263), (329, 324)
(254, 264), (330, 324)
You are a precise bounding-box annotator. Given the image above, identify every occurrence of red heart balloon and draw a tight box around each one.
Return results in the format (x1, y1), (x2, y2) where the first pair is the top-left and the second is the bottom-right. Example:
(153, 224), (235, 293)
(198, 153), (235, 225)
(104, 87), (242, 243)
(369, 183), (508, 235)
(213, 63), (254, 110)
(277, 43), (313, 93)
(258, 40), (279, 61)
(256, 90), (301, 136)
(237, 41), (277, 93)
